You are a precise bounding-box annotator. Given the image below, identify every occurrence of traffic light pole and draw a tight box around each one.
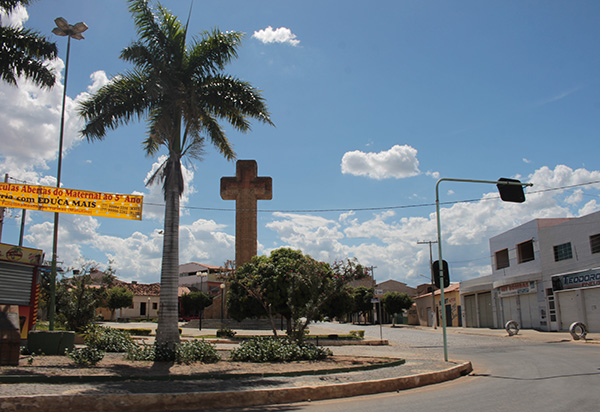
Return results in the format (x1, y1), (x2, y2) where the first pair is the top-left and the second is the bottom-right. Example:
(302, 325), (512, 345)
(435, 178), (533, 362)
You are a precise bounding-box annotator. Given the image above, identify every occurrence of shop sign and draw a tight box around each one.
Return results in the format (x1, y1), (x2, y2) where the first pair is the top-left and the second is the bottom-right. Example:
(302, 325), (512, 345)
(498, 280), (537, 297)
(552, 269), (600, 291)
(0, 183), (143, 221)
(0, 243), (43, 265)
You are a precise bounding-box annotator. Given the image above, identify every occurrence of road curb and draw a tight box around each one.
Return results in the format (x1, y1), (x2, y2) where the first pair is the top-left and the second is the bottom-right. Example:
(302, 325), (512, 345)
(0, 361), (472, 412)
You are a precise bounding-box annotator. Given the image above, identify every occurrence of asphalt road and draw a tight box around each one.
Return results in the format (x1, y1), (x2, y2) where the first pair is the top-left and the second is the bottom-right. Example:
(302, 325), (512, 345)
(213, 323), (600, 412)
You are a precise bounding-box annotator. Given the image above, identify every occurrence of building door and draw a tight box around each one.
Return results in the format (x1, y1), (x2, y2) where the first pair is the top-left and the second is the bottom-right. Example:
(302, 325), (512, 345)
(427, 307), (433, 327)
(583, 287), (600, 332)
(479, 292), (494, 328)
(445, 304), (452, 326)
(502, 296), (519, 326)
(140, 301), (147, 317)
(464, 295), (476, 327)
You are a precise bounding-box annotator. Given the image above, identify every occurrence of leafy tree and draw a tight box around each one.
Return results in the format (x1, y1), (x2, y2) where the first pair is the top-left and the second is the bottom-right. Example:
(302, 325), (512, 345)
(180, 291), (213, 317)
(0, 0), (57, 87)
(56, 272), (98, 332)
(351, 286), (374, 324)
(106, 286), (134, 321)
(228, 248), (367, 342)
(381, 292), (414, 326)
(79, 0), (273, 348)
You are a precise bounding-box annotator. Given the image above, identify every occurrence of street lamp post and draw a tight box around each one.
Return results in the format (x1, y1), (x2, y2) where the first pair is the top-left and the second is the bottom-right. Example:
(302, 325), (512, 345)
(48, 17), (88, 331)
(435, 177), (532, 362)
(220, 283), (226, 330)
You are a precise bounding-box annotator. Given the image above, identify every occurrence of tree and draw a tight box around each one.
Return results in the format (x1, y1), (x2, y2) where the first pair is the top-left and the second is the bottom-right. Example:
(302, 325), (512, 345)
(79, 0), (273, 348)
(228, 248), (367, 342)
(351, 286), (374, 324)
(56, 272), (98, 332)
(106, 286), (134, 321)
(180, 291), (213, 329)
(0, 0), (57, 87)
(381, 292), (414, 326)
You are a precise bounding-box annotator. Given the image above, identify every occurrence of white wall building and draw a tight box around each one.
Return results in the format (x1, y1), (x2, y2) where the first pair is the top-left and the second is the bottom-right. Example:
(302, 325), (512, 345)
(486, 211), (600, 332)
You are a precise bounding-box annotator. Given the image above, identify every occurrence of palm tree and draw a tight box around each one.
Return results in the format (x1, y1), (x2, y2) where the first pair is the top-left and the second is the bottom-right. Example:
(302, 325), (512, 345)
(79, 0), (273, 348)
(0, 0), (57, 88)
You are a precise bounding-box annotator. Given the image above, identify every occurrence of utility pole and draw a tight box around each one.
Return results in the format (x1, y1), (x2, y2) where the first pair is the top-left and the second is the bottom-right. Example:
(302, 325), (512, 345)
(417, 240), (438, 329)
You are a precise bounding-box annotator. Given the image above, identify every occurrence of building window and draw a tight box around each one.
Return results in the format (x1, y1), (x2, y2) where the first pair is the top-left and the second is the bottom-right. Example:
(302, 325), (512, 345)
(517, 240), (535, 263)
(495, 249), (510, 269)
(152, 302), (158, 310)
(591, 234), (600, 254)
(553, 242), (573, 262)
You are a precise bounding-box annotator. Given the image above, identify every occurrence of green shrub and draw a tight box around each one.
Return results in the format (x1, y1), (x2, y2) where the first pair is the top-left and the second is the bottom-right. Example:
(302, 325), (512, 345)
(67, 347), (105, 366)
(122, 328), (152, 336)
(216, 328), (236, 338)
(349, 330), (365, 338)
(82, 325), (136, 352)
(125, 340), (220, 364)
(230, 336), (332, 363)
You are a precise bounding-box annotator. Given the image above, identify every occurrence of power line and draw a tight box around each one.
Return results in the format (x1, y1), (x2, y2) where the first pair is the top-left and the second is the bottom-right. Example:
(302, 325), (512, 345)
(142, 179), (600, 214)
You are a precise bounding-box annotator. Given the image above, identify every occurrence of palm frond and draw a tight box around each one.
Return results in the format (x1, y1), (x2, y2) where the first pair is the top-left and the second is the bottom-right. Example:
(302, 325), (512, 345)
(79, 69), (152, 141)
(0, 25), (57, 88)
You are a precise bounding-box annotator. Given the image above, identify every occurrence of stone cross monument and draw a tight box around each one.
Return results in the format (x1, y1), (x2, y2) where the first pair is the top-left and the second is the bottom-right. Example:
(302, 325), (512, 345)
(220, 160), (272, 267)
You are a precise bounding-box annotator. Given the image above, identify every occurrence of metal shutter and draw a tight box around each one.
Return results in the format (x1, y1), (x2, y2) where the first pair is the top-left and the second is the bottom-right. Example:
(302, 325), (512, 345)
(0, 261), (34, 305)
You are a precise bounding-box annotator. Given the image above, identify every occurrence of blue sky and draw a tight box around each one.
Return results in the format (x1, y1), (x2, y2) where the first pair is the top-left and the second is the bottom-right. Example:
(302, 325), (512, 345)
(1, 0), (599, 286)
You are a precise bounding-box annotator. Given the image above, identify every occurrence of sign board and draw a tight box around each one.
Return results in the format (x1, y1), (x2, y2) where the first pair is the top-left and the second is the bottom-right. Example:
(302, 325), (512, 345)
(552, 269), (600, 291)
(375, 289), (384, 298)
(0, 244), (43, 265)
(371, 298), (380, 303)
(497, 280), (537, 297)
(0, 183), (143, 221)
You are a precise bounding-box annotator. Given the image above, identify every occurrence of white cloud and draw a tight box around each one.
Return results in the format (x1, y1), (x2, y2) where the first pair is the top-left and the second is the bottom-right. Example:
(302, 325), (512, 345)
(341, 145), (420, 180)
(252, 26), (300, 46)
(265, 164), (600, 285)
(0, 4), (27, 28)
(0, 57), (85, 180)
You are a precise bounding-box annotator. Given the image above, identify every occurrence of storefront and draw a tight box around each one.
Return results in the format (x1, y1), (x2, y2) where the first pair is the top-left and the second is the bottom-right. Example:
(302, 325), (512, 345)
(552, 268), (600, 332)
(494, 276), (545, 330)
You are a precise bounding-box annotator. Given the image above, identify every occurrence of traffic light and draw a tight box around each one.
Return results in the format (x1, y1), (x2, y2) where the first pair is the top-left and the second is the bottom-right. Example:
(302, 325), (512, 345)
(432, 259), (450, 289)
(497, 178), (526, 203)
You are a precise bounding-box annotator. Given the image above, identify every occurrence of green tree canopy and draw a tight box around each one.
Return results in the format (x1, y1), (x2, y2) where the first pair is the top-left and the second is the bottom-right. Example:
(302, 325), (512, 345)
(79, 0), (273, 348)
(381, 291), (414, 325)
(351, 286), (374, 324)
(228, 248), (367, 341)
(180, 291), (213, 317)
(106, 286), (134, 320)
(0, 0), (57, 87)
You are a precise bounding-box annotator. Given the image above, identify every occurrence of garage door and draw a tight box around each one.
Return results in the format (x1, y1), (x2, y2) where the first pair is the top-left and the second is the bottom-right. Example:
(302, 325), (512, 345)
(464, 295), (477, 327)
(557, 290), (579, 331)
(583, 287), (600, 332)
(502, 296), (518, 326)
(479, 292), (494, 328)
(519, 293), (540, 329)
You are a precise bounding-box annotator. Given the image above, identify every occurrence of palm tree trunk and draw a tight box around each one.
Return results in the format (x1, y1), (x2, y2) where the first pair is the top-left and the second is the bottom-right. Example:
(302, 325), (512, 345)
(155, 168), (181, 348)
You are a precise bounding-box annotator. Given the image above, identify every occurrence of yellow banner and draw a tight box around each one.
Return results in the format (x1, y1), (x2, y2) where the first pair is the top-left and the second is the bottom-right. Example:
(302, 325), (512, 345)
(0, 183), (143, 221)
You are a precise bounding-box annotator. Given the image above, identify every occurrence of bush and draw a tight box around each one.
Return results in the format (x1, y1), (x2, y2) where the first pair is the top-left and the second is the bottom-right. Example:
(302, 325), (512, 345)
(125, 340), (220, 364)
(122, 328), (152, 336)
(82, 325), (136, 352)
(230, 336), (332, 363)
(349, 330), (365, 338)
(67, 347), (105, 366)
(216, 328), (236, 338)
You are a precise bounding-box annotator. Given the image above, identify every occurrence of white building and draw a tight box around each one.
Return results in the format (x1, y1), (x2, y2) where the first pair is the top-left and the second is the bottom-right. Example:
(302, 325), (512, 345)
(462, 210), (600, 332)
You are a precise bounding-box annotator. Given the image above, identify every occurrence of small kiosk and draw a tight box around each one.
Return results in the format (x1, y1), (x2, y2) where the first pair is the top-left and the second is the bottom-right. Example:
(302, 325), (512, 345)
(0, 243), (43, 365)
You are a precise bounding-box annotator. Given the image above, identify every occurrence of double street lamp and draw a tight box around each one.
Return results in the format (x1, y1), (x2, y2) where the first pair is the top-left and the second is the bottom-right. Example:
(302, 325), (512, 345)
(48, 17), (88, 331)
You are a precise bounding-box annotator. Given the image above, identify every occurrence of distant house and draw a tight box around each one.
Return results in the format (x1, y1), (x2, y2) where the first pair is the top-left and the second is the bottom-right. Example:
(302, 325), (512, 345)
(376, 279), (417, 297)
(414, 283), (461, 327)
(178, 262), (229, 295)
